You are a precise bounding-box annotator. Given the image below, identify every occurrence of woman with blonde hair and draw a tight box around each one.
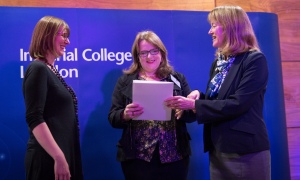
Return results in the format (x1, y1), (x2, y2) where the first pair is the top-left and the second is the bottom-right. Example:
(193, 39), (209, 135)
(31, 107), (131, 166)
(166, 6), (271, 180)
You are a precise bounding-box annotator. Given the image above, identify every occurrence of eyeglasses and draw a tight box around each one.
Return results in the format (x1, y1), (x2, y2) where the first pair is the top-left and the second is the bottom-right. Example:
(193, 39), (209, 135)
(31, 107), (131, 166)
(138, 48), (160, 58)
(57, 32), (69, 41)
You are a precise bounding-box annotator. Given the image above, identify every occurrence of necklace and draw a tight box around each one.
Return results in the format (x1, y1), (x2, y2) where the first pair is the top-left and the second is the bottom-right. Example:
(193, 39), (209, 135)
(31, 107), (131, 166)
(141, 71), (158, 80)
(44, 61), (80, 132)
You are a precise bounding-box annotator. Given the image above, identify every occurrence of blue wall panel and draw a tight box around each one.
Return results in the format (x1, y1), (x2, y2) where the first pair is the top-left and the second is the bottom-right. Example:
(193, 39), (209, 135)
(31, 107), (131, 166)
(0, 7), (290, 180)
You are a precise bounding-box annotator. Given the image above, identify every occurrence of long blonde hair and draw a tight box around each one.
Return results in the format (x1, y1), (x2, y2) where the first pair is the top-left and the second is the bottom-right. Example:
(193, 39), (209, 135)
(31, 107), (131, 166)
(208, 5), (260, 56)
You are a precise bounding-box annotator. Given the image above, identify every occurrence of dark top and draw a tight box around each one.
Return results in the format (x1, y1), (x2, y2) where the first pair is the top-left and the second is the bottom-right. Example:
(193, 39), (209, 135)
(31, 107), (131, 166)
(22, 60), (83, 180)
(108, 71), (196, 162)
(195, 50), (270, 154)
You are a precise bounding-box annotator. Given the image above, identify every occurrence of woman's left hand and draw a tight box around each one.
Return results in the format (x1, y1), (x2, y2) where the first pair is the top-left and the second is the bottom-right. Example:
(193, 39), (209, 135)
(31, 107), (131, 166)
(175, 109), (183, 120)
(165, 96), (195, 110)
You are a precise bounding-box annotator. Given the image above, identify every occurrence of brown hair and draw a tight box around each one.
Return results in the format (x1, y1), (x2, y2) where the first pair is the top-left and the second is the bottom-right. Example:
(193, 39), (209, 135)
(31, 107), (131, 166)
(29, 16), (70, 60)
(123, 30), (173, 79)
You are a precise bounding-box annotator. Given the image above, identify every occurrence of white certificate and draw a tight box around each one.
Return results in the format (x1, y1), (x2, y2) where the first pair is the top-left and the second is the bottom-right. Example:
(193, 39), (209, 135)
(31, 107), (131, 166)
(132, 80), (173, 121)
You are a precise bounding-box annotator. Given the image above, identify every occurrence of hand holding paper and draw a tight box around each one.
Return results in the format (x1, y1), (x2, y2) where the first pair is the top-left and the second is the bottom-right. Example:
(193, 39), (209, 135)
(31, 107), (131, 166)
(123, 103), (143, 121)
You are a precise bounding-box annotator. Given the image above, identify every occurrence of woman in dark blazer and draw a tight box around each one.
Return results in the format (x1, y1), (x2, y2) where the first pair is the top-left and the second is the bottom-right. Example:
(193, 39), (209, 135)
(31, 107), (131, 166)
(108, 30), (195, 180)
(165, 5), (271, 180)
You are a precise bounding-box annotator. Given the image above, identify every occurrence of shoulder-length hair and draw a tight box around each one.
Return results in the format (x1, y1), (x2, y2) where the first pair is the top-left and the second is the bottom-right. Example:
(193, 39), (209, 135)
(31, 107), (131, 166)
(208, 5), (260, 56)
(29, 16), (70, 60)
(123, 30), (173, 79)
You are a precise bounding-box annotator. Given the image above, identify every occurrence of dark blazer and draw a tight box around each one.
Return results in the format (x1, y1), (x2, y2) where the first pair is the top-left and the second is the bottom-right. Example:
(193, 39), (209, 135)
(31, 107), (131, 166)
(108, 71), (195, 161)
(195, 50), (270, 154)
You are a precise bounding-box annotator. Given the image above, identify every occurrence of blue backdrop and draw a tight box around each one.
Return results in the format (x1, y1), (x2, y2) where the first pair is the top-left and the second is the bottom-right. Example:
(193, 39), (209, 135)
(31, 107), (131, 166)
(0, 7), (290, 180)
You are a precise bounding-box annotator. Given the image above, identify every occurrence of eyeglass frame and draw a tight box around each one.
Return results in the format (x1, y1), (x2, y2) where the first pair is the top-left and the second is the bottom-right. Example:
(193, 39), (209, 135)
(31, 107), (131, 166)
(57, 31), (69, 41)
(138, 48), (160, 58)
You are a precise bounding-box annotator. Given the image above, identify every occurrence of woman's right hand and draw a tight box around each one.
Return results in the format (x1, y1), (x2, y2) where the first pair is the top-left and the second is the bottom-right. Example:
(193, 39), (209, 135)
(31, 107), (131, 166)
(123, 103), (144, 121)
(54, 154), (71, 180)
(187, 90), (200, 113)
(187, 90), (200, 100)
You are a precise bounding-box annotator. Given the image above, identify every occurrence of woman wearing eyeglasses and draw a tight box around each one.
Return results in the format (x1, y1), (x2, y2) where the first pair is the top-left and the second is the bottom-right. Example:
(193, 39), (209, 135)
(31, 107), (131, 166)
(22, 16), (83, 180)
(108, 30), (195, 180)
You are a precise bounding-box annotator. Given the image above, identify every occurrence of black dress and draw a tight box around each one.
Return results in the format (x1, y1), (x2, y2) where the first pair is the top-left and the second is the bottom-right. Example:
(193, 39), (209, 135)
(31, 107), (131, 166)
(22, 60), (83, 180)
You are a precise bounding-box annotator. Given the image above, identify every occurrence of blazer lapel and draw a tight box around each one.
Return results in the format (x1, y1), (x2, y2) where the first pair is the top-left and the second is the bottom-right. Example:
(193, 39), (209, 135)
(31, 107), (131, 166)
(121, 82), (133, 100)
(217, 52), (249, 99)
(120, 74), (137, 100)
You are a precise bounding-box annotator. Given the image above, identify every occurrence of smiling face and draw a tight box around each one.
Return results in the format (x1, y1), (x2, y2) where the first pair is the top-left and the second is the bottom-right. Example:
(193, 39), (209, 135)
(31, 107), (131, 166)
(55, 27), (70, 57)
(208, 21), (225, 49)
(138, 40), (162, 75)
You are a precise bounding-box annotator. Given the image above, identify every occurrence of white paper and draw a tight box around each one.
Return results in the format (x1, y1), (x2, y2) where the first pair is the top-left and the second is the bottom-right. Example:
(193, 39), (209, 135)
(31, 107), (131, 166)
(132, 80), (173, 121)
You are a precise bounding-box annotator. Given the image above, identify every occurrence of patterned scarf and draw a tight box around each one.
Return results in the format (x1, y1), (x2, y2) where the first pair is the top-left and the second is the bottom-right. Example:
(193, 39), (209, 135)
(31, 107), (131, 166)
(207, 53), (235, 98)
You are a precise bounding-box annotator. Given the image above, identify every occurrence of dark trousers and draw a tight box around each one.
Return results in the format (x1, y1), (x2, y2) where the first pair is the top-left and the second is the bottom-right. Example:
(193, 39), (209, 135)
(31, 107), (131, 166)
(121, 147), (189, 180)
